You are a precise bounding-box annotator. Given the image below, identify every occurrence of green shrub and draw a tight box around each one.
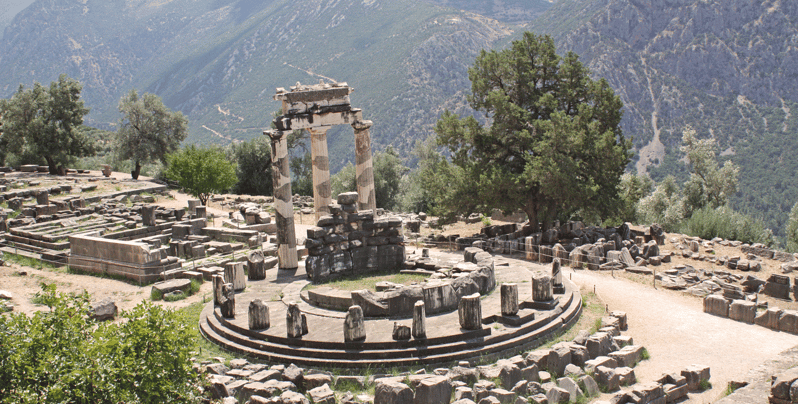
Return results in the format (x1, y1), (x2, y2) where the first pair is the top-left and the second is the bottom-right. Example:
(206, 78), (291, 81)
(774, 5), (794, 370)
(680, 206), (773, 245)
(0, 284), (204, 403)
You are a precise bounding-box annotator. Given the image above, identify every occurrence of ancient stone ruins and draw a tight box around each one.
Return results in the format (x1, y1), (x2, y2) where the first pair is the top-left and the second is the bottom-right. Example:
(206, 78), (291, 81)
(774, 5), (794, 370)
(5, 82), (798, 404)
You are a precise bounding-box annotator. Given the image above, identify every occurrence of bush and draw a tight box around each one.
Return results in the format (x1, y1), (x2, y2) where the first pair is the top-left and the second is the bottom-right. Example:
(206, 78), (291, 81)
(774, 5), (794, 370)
(680, 206), (773, 245)
(0, 284), (204, 403)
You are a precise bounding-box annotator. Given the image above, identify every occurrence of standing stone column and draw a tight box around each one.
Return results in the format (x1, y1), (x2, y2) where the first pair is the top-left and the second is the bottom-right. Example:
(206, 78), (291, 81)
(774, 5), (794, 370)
(352, 120), (376, 212)
(248, 250), (266, 281)
(249, 299), (270, 330)
(309, 127), (332, 222)
(286, 301), (303, 338)
(532, 272), (553, 302)
(265, 130), (298, 270)
(344, 305), (366, 342)
(458, 293), (482, 330)
(187, 199), (201, 215)
(501, 283), (519, 316)
(224, 262), (246, 291)
(413, 300), (426, 339)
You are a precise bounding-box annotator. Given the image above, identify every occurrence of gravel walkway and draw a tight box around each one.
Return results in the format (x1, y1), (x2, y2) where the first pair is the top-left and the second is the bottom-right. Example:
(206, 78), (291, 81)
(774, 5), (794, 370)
(564, 267), (798, 403)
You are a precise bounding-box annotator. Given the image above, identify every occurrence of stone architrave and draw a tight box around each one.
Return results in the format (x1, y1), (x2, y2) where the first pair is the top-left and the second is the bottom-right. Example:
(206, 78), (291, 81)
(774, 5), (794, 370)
(413, 300), (427, 339)
(309, 127), (332, 221)
(501, 283), (519, 316)
(458, 293), (482, 330)
(142, 205), (157, 226)
(265, 130), (298, 270)
(36, 190), (49, 206)
(532, 271), (553, 302)
(212, 274), (225, 306)
(344, 305), (366, 342)
(224, 262), (246, 291)
(220, 283), (236, 318)
(247, 250), (266, 281)
(249, 299), (270, 330)
(286, 302), (303, 338)
(352, 120), (376, 211)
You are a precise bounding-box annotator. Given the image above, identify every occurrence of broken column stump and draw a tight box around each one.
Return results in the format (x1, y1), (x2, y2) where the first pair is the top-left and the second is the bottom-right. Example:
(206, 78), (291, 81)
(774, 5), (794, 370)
(532, 272), (554, 302)
(36, 190), (49, 206)
(344, 305), (366, 342)
(393, 322), (411, 340)
(195, 205), (207, 219)
(413, 300), (426, 339)
(220, 283), (236, 318)
(247, 250), (266, 281)
(501, 283), (519, 316)
(287, 302), (303, 338)
(249, 299), (270, 330)
(142, 205), (157, 226)
(458, 293), (482, 330)
(212, 274), (225, 306)
(552, 258), (565, 294)
(224, 262), (246, 291)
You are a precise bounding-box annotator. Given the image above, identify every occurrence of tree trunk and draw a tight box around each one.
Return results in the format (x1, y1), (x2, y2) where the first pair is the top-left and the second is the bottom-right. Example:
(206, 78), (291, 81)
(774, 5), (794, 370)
(524, 203), (540, 233)
(45, 156), (57, 175)
(131, 161), (141, 179)
(199, 193), (208, 206)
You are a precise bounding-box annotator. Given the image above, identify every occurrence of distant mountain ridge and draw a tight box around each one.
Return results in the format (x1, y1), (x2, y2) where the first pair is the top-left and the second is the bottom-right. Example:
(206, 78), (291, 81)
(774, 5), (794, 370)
(0, 0), (526, 171)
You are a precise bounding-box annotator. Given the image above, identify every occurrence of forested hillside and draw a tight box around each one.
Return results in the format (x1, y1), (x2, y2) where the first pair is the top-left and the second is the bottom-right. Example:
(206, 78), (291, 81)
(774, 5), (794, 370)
(528, 0), (798, 235)
(0, 0), (531, 171)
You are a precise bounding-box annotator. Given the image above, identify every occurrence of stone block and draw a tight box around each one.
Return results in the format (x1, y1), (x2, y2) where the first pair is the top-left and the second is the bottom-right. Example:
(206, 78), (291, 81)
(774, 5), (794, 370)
(557, 377), (584, 403)
(423, 283), (458, 314)
(308, 383), (335, 404)
(248, 250), (267, 281)
(779, 310), (798, 334)
(616, 366), (636, 386)
(579, 375), (599, 398)
(755, 307), (783, 330)
(545, 385), (570, 404)
(703, 295), (729, 317)
(609, 345), (644, 368)
(393, 322), (411, 340)
(729, 300), (756, 324)
(586, 332), (612, 359)
(286, 302), (304, 338)
(152, 278), (191, 296)
(681, 365), (710, 391)
(585, 356), (617, 374)
(414, 375), (451, 404)
(547, 344), (572, 376)
(90, 298), (117, 321)
(375, 380), (413, 404)
(595, 366), (619, 392)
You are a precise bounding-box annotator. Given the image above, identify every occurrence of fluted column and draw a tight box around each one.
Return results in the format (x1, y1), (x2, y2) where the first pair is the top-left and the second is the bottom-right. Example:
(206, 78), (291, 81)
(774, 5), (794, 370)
(265, 130), (298, 270)
(352, 120), (376, 211)
(309, 127), (332, 221)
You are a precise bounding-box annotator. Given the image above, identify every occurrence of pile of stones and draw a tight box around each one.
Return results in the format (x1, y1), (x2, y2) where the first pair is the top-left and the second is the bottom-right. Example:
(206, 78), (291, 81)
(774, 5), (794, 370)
(770, 367), (798, 404)
(227, 202), (273, 227)
(201, 310), (711, 404)
(304, 192), (405, 283)
(704, 293), (798, 334)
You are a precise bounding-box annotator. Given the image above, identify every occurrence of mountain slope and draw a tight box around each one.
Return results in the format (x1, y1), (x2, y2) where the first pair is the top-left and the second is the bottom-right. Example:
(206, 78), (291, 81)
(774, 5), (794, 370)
(0, 0), (519, 171)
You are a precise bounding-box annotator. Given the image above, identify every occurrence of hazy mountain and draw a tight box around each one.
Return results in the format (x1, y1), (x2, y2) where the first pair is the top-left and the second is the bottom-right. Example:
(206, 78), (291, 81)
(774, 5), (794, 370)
(0, 0), (535, 171)
(528, 0), (798, 235)
(0, 0), (34, 38)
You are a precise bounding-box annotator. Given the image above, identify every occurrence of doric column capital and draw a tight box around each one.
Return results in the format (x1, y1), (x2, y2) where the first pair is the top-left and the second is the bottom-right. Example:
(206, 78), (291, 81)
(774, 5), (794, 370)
(352, 120), (373, 131)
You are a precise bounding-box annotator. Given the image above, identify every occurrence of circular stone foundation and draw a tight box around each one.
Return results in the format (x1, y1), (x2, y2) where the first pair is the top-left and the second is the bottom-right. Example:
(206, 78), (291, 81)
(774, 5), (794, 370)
(199, 251), (582, 369)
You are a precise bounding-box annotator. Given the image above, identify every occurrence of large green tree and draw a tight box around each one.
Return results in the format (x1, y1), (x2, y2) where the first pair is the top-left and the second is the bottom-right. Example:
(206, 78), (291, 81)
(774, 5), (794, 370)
(432, 32), (632, 230)
(228, 137), (273, 196)
(0, 74), (95, 174)
(787, 202), (798, 253)
(164, 145), (236, 205)
(330, 147), (408, 210)
(116, 89), (188, 179)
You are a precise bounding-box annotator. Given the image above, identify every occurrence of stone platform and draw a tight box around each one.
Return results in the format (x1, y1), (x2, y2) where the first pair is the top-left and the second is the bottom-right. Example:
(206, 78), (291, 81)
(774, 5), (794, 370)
(199, 252), (582, 369)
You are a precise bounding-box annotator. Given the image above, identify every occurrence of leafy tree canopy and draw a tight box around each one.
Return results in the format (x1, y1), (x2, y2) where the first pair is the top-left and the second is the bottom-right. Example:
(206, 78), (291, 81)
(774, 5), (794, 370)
(0, 284), (203, 403)
(0, 74), (95, 174)
(228, 136), (273, 196)
(788, 202), (798, 253)
(117, 89), (188, 179)
(164, 145), (236, 205)
(432, 32), (632, 230)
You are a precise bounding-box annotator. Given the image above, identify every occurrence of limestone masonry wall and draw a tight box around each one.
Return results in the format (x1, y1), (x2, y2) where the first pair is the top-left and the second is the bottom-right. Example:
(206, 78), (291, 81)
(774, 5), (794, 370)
(304, 192), (405, 283)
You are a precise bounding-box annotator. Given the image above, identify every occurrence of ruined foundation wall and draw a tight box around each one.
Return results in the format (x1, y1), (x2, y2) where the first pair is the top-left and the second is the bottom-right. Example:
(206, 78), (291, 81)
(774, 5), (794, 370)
(68, 234), (179, 283)
(304, 193), (404, 283)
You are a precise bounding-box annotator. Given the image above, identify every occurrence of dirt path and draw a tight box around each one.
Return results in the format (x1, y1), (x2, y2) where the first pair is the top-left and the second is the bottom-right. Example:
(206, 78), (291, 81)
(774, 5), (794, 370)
(564, 267), (798, 403)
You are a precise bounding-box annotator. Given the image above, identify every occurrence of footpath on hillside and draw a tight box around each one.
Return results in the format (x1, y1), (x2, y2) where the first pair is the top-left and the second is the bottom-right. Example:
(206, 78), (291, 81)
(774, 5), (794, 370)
(553, 265), (798, 403)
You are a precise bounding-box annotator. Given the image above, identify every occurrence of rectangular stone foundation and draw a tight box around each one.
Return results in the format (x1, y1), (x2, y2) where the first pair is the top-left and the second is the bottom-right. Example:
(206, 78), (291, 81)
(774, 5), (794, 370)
(69, 235), (180, 283)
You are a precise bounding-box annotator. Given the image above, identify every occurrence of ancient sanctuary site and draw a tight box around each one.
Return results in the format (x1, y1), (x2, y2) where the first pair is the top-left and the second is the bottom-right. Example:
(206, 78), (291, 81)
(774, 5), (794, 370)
(3, 82), (798, 404)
